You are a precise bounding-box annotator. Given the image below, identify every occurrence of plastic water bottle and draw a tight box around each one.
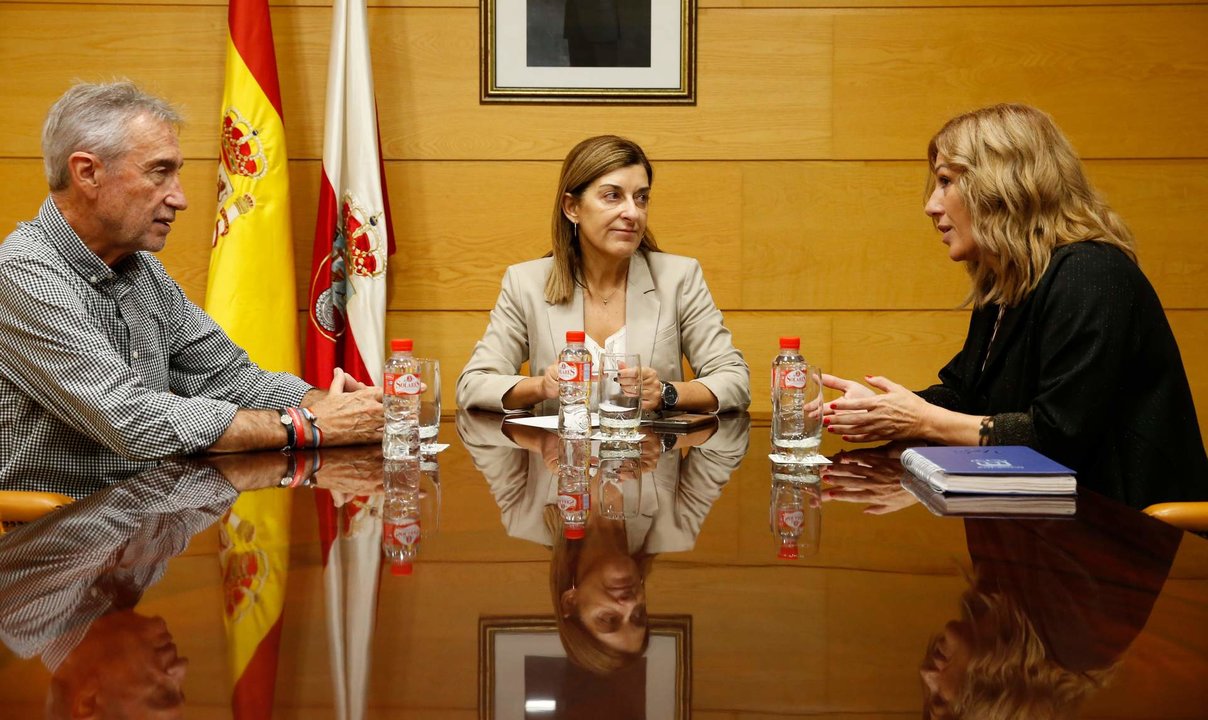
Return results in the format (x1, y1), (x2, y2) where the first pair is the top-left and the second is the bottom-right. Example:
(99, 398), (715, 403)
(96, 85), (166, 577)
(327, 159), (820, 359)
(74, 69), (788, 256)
(557, 331), (592, 439)
(770, 468), (821, 560)
(557, 437), (591, 539)
(771, 336), (812, 460)
(382, 458), (422, 575)
(383, 338), (421, 459)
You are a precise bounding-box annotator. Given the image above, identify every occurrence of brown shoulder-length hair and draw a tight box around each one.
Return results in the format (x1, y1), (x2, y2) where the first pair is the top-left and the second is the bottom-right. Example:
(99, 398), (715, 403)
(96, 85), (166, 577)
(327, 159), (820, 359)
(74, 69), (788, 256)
(543, 505), (652, 675)
(926, 104), (1136, 309)
(545, 135), (661, 305)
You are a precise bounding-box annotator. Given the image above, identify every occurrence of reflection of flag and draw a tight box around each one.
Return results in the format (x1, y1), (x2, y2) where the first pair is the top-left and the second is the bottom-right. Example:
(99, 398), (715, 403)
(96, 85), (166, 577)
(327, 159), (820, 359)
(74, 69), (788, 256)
(308, 1), (390, 716)
(207, 0), (296, 717)
(218, 490), (292, 719)
(305, 0), (394, 390)
(316, 493), (383, 720)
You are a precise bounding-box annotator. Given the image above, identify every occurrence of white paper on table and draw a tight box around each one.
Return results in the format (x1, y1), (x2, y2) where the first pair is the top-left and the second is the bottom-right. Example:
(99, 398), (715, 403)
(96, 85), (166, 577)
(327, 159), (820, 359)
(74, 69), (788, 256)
(504, 413), (599, 430)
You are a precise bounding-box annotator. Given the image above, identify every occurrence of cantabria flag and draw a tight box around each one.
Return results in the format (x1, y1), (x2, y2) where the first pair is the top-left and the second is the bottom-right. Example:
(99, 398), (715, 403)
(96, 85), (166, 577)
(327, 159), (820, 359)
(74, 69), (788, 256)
(305, 0), (394, 391)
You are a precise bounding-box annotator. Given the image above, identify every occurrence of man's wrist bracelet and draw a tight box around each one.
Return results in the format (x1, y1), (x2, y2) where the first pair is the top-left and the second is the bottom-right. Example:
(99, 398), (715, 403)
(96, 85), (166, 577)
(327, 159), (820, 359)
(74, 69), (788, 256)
(279, 409), (297, 450)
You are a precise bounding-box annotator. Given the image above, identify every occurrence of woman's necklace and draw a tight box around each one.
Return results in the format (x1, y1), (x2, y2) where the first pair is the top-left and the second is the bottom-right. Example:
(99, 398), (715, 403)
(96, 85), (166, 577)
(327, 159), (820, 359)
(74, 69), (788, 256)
(588, 283), (622, 305)
(980, 304), (1007, 373)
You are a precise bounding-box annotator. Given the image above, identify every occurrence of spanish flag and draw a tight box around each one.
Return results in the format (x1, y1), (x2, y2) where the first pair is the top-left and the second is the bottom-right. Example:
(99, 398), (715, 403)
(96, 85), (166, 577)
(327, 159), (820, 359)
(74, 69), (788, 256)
(207, 0), (296, 716)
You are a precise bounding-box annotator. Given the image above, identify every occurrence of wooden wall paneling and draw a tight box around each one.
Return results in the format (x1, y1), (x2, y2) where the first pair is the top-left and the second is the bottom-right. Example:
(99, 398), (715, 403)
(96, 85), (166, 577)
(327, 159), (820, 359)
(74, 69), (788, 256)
(723, 310), (832, 415)
(829, 310), (970, 392)
(1086, 160), (1208, 309)
(0, 4), (229, 159)
(831, 6), (1208, 160)
(8, 0), (1200, 6)
(741, 160), (970, 310)
(370, 8), (835, 161)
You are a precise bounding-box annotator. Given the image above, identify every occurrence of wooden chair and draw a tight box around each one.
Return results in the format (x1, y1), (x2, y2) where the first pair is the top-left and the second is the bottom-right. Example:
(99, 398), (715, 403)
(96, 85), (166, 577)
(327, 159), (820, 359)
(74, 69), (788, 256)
(0, 490), (75, 535)
(1143, 502), (1208, 534)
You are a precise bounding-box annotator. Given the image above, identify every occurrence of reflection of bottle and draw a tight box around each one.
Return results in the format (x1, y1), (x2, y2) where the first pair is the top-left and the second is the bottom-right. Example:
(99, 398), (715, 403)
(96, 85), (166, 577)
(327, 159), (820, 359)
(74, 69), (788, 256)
(383, 458), (422, 575)
(558, 437), (591, 539)
(558, 331), (592, 438)
(770, 462), (822, 560)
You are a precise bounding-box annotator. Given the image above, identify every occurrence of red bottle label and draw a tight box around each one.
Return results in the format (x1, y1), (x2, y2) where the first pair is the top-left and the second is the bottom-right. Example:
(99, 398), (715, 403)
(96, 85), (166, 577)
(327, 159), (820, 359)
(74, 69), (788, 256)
(558, 361), (589, 382)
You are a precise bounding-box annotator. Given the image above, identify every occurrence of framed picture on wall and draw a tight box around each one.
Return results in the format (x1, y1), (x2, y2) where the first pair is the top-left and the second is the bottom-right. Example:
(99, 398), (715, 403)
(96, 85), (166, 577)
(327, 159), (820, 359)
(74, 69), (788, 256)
(478, 615), (691, 718)
(480, 0), (696, 104)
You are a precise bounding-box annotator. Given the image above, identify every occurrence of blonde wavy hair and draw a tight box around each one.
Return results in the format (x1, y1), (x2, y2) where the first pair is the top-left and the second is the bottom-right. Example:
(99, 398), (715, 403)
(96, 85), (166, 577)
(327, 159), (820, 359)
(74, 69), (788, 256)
(545, 135), (661, 305)
(926, 104), (1136, 308)
(923, 585), (1112, 720)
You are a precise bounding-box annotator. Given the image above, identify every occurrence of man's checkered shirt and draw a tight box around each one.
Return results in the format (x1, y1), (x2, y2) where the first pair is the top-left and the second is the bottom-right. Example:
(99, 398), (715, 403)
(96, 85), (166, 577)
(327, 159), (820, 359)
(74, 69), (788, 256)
(0, 197), (312, 493)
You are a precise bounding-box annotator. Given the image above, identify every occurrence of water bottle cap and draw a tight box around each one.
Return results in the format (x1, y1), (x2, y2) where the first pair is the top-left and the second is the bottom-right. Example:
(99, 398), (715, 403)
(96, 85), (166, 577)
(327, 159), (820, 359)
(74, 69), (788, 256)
(566, 330), (585, 343)
(779, 336), (801, 349)
(778, 544), (799, 560)
(392, 560), (414, 576)
(391, 338), (413, 352)
(564, 523), (585, 540)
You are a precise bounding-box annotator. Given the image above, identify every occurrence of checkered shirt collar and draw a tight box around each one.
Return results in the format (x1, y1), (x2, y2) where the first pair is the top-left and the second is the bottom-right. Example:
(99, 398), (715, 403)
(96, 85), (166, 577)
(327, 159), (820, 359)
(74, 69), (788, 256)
(37, 196), (118, 286)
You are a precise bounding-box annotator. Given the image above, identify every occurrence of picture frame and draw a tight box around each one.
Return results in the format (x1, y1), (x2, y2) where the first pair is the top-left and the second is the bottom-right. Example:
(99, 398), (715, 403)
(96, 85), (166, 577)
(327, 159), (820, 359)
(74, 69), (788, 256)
(480, 0), (696, 104)
(478, 615), (692, 719)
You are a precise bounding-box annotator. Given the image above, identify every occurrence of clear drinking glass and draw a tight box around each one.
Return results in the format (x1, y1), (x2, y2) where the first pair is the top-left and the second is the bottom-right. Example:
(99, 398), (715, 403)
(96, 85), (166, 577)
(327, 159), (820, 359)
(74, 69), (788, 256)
(598, 352), (642, 440)
(415, 358), (441, 452)
(598, 440), (643, 520)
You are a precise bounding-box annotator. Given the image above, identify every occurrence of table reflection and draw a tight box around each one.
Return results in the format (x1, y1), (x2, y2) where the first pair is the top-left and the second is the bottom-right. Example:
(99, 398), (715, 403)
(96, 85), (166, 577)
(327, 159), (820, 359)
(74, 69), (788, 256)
(0, 419), (1204, 718)
(458, 410), (750, 677)
(922, 491), (1182, 718)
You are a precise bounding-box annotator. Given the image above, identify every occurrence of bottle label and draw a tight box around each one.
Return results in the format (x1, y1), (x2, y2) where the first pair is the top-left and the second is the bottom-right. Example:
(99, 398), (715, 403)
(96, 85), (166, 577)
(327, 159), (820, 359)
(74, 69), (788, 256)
(557, 491), (589, 513)
(558, 360), (589, 382)
(385, 518), (421, 547)
(781, 368), (807, 389)
(778, 509), (804, 531)
(385, 372), (421, 396)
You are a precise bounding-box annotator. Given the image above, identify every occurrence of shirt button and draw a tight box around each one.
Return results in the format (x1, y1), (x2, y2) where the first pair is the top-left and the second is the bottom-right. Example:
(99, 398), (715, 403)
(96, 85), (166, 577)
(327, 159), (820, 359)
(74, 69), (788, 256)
(89, 275), (98, 284)
(132, 351), (140, 359)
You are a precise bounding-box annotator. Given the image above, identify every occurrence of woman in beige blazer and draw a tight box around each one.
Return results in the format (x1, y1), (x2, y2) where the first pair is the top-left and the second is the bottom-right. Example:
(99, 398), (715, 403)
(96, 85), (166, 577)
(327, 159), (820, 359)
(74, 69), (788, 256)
(457, 135), (750, 415)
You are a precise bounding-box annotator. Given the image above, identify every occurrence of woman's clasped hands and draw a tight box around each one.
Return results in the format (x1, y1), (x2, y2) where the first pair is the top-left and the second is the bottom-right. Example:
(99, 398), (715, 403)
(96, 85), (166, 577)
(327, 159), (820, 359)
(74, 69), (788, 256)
(821, 373), (939, 444)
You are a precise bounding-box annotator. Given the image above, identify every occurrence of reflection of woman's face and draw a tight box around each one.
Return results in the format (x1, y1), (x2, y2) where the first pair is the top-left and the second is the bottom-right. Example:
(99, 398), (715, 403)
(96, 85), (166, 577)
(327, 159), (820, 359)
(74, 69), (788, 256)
(563, 164), (650, 265)
(569, 554), (647, 653)
(919, 620), (972, 717)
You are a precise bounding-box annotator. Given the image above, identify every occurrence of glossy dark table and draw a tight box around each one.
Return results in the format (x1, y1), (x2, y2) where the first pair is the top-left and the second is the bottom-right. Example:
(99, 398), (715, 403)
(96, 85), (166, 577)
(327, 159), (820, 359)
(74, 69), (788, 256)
(1, 413), (1206, 718)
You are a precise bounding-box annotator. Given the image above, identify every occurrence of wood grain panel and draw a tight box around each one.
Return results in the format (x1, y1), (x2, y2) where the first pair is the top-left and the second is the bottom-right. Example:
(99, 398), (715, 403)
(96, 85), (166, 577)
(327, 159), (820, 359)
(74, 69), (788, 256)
(832, 7), (1208, 160)
(0, 5), (834, 161)
(6, 0), (1197, 6)
(741, 160), (970, 310)
(7, 158), (1207, 316)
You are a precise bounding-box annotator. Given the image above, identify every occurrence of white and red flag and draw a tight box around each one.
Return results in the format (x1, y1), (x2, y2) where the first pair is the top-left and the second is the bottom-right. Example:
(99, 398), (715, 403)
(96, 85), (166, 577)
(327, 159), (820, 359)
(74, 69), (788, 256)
(305, 0), (394, 390)
(307, 1), (392, 717)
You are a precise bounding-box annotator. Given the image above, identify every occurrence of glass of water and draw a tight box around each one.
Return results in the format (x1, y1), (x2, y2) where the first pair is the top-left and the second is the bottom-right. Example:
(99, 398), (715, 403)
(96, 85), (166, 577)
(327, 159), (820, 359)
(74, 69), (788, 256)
(415, 358), (441, 452)
(598, 352), (642, 440)
(598, 440), (643, 520)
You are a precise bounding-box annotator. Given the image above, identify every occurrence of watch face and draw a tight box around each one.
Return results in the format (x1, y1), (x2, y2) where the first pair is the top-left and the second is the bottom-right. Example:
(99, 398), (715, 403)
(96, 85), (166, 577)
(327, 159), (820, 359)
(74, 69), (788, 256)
(662, 382), (678, 408)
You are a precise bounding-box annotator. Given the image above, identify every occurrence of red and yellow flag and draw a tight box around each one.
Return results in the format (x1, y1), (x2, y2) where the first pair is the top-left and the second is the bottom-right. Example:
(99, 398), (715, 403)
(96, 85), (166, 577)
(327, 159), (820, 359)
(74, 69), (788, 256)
(207, 0), (296, 716)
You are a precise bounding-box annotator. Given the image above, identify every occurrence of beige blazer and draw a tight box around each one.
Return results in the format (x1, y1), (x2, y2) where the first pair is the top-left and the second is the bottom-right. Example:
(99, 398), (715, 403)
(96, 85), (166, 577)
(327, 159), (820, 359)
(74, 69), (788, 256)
(456, 251), (750, 413)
